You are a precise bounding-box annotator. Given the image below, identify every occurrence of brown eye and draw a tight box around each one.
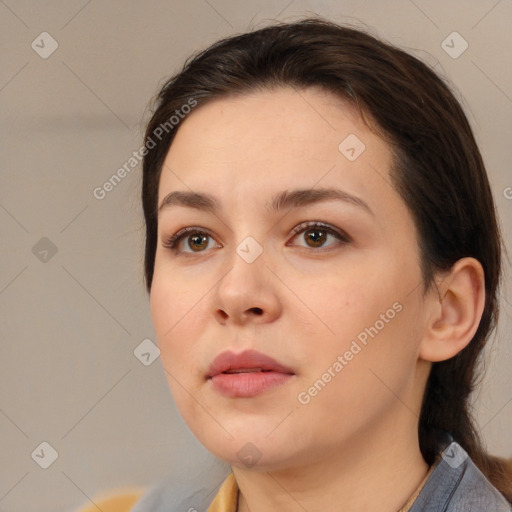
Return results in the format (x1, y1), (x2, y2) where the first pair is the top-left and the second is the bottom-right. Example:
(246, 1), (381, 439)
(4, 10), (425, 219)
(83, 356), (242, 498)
(289, 222), (350, 249)
(162, 228), (219, 253)
(162, 222), (350, 255)
(303, 227), (328, 248)
(186, 233), (208, 251)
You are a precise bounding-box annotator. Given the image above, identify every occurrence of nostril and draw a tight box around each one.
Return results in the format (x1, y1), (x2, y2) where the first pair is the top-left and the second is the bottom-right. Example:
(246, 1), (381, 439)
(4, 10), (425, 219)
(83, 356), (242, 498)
(251, 307), (263, 315)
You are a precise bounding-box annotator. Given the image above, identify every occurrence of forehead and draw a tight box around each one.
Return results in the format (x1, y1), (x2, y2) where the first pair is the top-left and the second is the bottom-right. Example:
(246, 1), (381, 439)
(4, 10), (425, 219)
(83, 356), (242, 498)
(158, 86), (397, 217)
(167, 86), (373, 160)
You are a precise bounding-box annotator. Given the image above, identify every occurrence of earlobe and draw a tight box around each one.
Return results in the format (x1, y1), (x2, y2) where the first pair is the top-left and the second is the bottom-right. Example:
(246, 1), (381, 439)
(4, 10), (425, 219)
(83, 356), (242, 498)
(419, 257), (485, 363)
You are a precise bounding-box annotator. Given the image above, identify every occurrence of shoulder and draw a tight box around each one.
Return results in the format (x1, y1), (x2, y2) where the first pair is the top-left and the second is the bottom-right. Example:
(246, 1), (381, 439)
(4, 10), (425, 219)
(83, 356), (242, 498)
(75, 458), (230, 512)
(410, 441), (512, 512)
(130, 459), (231, 512)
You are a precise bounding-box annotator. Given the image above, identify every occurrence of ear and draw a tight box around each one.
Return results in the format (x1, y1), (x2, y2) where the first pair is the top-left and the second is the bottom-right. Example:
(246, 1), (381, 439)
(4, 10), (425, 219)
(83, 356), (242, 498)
(419, 257), (486, 362)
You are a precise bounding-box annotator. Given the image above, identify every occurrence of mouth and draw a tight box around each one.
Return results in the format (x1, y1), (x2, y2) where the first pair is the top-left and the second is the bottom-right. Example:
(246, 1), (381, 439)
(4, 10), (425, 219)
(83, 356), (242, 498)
(207, 349), (295, 398)
(222, 368), (274, 374)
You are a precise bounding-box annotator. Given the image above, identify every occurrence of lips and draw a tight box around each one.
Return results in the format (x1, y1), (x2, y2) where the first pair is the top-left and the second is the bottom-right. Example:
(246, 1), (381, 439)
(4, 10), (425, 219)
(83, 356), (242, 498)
(207, 349), (294, 378)
(206, 349), (295, 398)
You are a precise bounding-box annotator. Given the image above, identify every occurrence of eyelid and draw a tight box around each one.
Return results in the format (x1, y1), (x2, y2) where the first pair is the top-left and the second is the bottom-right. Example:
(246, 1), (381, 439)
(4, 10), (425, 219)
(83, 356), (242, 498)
(289, 221), (350, 242)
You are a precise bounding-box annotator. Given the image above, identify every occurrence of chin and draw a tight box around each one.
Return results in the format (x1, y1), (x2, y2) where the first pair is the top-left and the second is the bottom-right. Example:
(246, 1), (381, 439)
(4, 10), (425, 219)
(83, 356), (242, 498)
(191, 424), (304, 472)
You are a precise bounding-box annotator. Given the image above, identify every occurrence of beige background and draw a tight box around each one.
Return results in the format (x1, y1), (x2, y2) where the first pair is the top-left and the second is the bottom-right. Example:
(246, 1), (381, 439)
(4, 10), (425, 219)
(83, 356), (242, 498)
(1, 0), (511, 510)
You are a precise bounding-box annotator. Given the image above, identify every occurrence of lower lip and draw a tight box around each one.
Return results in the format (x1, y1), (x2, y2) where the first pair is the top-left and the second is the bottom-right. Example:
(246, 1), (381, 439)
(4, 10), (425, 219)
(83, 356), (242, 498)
(210, 371), (293, 398)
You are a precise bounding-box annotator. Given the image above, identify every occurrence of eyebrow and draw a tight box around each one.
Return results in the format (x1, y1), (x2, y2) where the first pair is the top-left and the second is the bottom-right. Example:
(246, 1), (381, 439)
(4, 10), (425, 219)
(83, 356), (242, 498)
(158, 187), (373, 216)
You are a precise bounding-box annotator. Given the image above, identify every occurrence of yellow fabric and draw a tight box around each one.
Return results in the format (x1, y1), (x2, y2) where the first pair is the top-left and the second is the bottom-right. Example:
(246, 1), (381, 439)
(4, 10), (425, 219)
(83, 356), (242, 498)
(208, 472), (238, 511)
(76, 489), (144, 512)
(207, 465), (435, 512)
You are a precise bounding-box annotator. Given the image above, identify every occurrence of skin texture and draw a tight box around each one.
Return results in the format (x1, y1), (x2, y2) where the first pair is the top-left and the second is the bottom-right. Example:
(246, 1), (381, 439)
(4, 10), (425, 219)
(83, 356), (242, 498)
(149, 86), (485, 512)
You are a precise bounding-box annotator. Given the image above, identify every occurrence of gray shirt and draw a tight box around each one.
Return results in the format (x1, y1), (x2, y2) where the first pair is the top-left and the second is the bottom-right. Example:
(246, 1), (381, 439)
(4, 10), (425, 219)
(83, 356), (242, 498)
(132, 440), (511, 511)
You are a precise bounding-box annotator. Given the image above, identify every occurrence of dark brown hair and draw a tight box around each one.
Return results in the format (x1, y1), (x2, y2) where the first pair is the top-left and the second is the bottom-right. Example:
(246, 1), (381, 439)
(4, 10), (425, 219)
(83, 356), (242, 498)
(141, 17), (511, 500)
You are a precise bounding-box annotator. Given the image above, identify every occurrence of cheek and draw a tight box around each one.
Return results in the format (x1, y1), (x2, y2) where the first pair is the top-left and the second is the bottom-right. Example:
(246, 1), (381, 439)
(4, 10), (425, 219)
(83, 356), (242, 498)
(149, 266), (206, 375)
(294, 306), (420, 444)
(294, 262), (393, 348)
(296, 260), (420, 395)
(150, 277), (208, 420)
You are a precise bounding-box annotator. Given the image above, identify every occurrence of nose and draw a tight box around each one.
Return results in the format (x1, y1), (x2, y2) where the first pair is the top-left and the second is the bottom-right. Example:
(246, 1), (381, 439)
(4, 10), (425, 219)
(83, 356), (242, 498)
(213, 240), (282, 326)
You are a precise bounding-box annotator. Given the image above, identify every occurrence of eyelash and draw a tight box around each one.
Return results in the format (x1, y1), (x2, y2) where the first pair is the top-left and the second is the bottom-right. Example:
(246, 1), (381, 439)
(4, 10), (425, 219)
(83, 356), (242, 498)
(161, 222), (351, 255)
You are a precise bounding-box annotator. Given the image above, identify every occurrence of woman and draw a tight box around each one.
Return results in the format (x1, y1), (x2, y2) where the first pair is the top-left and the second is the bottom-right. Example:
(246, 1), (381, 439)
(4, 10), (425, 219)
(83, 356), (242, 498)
(81, 16), (512, 512)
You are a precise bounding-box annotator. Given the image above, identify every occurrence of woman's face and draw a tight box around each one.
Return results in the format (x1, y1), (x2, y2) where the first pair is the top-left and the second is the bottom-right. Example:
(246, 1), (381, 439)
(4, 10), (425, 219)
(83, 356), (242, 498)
(150, 86), (431, 470)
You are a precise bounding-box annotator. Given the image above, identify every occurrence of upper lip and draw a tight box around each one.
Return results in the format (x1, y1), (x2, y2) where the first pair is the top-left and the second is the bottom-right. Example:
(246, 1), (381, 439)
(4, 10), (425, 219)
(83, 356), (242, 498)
(206, 349), (295, 378)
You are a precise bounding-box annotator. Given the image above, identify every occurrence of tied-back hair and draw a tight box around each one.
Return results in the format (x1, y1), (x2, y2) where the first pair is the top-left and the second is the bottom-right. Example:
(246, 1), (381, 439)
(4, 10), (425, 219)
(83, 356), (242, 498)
(141, 16), (512, 501)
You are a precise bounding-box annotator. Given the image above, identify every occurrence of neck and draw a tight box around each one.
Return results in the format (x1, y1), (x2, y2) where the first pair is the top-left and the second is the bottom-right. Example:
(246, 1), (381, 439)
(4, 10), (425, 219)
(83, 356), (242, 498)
(233, 409), (429, 512)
